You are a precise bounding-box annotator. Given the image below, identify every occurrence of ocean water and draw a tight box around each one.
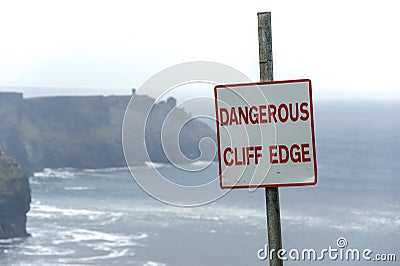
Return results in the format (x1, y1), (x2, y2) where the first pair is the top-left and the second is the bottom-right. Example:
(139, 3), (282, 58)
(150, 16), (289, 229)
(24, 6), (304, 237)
(0, 101), (399, 265)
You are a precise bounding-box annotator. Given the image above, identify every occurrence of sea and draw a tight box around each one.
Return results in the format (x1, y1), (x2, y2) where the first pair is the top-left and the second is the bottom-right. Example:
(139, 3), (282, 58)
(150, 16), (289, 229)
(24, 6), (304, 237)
(0, 101), (399, 265)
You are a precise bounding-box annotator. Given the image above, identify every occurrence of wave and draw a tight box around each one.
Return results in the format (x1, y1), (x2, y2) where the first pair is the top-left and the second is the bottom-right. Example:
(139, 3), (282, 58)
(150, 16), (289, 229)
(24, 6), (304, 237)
(63, 186), (95, 191)
(83, 166), (127, 173)
(53, 228), (147, 244)
(0, 237), (26, 245)
(19, 245), (74, 256)
(33, 168), (77, 179)
(32, 166), (129, 181)
(187, 160), (213, 166)
(143, 160), (216, 171)
(60, 248), (131, 263)
(144, 161), (171, 169)
(29, 202), (123, 224)
(53, 228), (146, 263)
(144, 261), (167, 266)
(31, 203), (105, 217)
(178, 160), (214, 171)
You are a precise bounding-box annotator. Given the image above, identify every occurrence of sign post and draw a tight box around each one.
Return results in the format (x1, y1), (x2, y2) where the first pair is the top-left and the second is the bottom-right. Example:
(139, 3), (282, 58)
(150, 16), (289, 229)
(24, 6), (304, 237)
(214, 12), (317, 266)
(258, 12), (282, 266)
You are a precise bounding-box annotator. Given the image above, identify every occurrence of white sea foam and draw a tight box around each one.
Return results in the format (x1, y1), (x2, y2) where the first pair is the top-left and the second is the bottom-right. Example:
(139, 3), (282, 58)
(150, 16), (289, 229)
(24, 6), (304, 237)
(29, 179), (41, 185)
(121, 203), (264, 227)
(83, 166), (127, 173)
(144, 161), (171, 169)
(0, 237), (25, 245)
(188, 160), (212, 166)
(281, 208), (400, 233)
(20, 245), (74, 256)
(29, 202), (124, 225)
(33, 168), (77, 179)
(178, 160), (214, 171)
(144, 261), (167, 266)
(53, 228), (148, 245)
(345, 209), (400, 232)
(100, 214), (123, 225)
(55, 229), (120, 243)
(282, 210), (327, 228)
(27, 212), (53, 219)
(53, 228), (146, 263)
(31, 203), (105, 217)
(132, 233), (149, 240)
(58, 248), (131, 263)
(63, 186), (95, 191)
(81, 167), (129, 179)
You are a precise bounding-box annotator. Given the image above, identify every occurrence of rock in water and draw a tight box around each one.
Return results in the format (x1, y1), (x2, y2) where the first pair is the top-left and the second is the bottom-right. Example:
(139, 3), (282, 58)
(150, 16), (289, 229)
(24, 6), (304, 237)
(0, 150), (30, 239)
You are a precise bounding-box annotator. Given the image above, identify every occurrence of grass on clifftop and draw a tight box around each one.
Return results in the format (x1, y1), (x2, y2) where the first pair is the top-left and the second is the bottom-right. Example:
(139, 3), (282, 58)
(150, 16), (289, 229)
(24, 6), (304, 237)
(0, 152), (24, 179)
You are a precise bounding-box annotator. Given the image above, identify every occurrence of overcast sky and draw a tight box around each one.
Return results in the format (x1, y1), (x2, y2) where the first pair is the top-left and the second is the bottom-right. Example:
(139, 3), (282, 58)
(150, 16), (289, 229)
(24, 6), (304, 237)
(0, 0), (399, 100)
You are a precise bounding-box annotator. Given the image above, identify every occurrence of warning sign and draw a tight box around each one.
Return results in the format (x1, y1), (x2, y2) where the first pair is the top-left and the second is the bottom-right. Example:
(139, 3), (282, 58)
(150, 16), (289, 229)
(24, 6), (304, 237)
(214, 79), (317, 189)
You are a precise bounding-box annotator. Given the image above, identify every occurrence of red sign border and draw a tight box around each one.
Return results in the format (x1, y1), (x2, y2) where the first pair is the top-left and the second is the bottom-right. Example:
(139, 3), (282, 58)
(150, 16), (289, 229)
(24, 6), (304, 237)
(214, 79), (317, 189)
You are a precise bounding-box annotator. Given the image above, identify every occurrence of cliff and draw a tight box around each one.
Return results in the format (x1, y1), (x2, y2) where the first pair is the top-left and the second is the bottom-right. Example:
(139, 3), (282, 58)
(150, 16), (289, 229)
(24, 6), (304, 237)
(0, 92), (216, 173)
(0, 150), (30, 239)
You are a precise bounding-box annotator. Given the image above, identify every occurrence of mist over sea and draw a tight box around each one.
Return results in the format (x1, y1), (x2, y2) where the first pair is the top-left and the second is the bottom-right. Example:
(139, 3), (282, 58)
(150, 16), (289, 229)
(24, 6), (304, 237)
(0, 100), (399, 265)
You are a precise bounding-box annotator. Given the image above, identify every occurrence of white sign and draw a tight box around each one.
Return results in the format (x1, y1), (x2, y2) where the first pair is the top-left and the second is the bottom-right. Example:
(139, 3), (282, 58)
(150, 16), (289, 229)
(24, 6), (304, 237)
(214, 79), (317, 189)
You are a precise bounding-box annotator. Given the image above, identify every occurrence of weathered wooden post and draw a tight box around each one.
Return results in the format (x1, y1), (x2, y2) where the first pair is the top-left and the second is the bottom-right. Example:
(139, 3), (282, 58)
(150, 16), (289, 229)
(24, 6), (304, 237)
(258, 12), (283, 266)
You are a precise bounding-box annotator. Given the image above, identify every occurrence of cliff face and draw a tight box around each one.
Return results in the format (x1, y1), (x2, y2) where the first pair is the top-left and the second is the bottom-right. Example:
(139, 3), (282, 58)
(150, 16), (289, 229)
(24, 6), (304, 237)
(0, 150), (30, 239)
(0, 92), (216, 173)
